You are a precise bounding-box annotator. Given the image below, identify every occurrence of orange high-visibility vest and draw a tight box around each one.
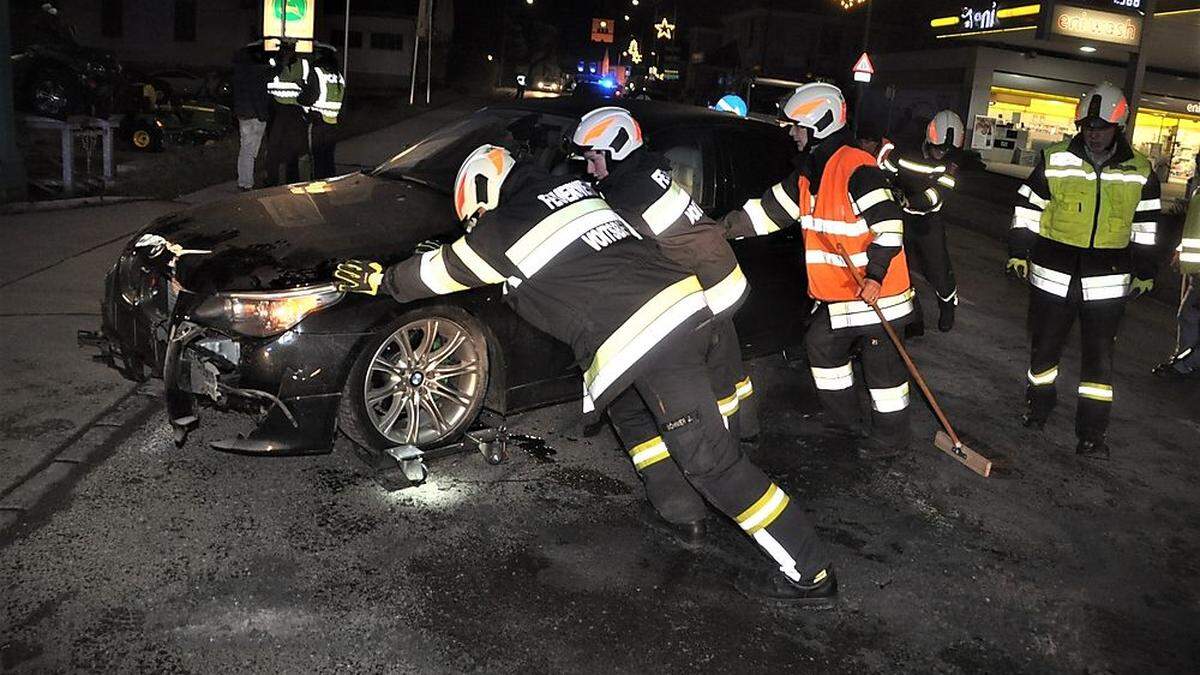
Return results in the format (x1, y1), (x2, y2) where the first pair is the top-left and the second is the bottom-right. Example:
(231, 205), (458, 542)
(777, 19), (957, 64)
(799, 145), (911, 303)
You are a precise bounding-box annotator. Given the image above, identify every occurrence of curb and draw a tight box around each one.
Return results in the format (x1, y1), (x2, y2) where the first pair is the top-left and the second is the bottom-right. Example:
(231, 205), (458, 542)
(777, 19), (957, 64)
(0, 195), (156, 215)
(0, 382), (163, 537)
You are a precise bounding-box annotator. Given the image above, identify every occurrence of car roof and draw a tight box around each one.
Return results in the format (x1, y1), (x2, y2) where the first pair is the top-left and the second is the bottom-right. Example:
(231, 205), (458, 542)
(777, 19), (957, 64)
(485, 97), (783, 135)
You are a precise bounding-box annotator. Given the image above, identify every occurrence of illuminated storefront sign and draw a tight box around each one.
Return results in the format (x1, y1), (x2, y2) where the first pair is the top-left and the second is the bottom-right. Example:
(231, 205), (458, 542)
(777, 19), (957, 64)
(930, 3), (1040, 34)
(263, 0), (315, 52)
(1049, 4), (1142, 46)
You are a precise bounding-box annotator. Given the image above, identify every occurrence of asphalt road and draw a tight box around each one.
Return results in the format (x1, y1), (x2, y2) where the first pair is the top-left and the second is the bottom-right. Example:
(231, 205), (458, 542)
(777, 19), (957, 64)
(3, 114), (1199, 672)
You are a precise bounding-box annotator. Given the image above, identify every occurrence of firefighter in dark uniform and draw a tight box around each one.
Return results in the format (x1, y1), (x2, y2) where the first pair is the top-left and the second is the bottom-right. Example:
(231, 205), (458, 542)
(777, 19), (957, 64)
(298, 49), (345, 179)
(333, 145), (836, 603)
(261, 40), (312, 186)
(1008, 83), (1161, 458)
(719, 82), (915, 460)
(569, 107), (758, 545)
(876, 110), (965, 334)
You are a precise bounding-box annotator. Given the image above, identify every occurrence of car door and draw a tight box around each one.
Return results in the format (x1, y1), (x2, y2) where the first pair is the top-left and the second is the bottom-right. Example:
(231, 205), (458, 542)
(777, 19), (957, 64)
(713, 124), (810, 357)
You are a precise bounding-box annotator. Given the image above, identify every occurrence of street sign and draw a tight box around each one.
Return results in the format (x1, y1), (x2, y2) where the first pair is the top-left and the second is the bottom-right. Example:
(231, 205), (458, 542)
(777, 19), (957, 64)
(263, 0), (315, 52)
(852, 52), (874, 83)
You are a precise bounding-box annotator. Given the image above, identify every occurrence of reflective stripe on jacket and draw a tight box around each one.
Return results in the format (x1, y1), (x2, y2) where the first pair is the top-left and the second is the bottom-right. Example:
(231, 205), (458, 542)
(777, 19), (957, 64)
(1181, 188), (1200, 275)
(311, 66), (344, 124)
(268, 57), (309, 106)
(1038, 139), (1153, 249)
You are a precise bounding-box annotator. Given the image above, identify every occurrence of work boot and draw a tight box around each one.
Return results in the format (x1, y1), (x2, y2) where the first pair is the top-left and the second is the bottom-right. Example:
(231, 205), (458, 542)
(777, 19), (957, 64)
(937, 299), (956, 332)
(1076, 438), (1110, 460)
(735, 566), (838, 606)
(639, 504), (706, 549)
(1021, 411), (1047, 430)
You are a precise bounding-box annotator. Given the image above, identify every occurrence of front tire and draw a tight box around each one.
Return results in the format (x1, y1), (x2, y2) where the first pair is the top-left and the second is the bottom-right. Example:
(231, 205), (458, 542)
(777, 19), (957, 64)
(338, 306), (490, 454)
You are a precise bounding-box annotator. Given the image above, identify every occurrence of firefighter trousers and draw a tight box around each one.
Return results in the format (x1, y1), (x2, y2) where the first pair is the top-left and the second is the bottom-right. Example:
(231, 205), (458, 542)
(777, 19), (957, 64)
(607, 326), (828, 581)
(1025, 280), (1126, 442)
(1172, 274), (1200, 373)
(309, 120), (338, 179)
(708, 319), (759, 441)
(260, 105), (309, 187)
(805, 306), (912, 449)
(608, 318), (751, 524)
(904, 213), (956, 333)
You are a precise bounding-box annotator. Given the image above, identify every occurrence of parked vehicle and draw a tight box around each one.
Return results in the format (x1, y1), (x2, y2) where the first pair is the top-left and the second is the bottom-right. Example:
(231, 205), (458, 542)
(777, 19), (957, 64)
(82, 98), (804, 457)
(10, 40), (122, 119)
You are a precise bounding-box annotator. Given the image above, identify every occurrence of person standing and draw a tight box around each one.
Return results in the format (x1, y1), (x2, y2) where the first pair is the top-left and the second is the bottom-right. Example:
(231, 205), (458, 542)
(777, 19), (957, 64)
(1007, 83), (1161, 458)
(1153, 186), (1200, 378)
(568, 106), (758, 545)
(719, 82), (915, 460)
(877, 110), (966, 333)
(333, 145), (836, 604)
(261, 40), (312, 186)
(232, 43), (272, 191)
(299, 50), (345, 179)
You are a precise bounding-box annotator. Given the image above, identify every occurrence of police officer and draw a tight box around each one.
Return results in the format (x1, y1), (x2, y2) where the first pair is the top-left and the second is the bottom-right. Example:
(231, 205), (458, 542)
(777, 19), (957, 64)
(1153, 186), (1200, 378)
(876, 110), (965, 333)
(569, 106), (758, 545)
(261, 40), (312, 186)
(719, 82), (914, 461)
(1008, 82), (1161, 458)
(299, 49), (345, 179)
(333, 145), (835, 604)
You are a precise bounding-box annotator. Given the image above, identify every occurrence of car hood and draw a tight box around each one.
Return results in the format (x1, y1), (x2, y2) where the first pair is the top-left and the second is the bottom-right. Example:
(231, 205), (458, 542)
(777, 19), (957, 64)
(141, 174), (459, 294)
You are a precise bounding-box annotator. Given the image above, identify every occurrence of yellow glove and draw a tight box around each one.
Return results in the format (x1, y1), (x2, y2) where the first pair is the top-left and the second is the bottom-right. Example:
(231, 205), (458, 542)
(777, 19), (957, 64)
(1130, 277), (1154, 297)
(334, 260), (384, 295)
(1005, 258), (1028, 280)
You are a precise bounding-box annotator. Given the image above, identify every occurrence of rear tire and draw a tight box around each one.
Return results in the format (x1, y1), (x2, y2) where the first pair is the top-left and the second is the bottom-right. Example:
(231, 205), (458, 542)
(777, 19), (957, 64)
(338, 306), (490, 455)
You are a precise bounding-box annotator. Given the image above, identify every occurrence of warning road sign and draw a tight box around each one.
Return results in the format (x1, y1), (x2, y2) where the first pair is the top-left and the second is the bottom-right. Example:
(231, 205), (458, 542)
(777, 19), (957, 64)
(852, 52), (874, 83)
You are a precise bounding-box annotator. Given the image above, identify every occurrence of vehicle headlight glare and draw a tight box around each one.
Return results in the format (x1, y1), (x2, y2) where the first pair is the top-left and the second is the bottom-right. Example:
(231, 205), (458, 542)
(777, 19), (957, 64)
(211, 284), (344, 338)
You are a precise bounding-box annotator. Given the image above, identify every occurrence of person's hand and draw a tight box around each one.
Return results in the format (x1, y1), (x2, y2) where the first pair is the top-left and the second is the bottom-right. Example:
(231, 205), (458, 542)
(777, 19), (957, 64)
(1130, 277), (1154, 298)
(334, 259), (383, 295)
(1005, 258), (1028, 280)
(859, 278), (882, 305)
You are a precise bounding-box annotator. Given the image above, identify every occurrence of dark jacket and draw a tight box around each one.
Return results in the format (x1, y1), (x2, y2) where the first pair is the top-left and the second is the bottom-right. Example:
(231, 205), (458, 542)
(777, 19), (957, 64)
(232, 46), (273, 121)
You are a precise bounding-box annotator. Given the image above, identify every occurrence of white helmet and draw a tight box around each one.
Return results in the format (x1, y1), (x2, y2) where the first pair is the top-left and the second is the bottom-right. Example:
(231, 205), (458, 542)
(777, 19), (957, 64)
(1076, 82), (1129, 127)
(780, 82), (847, 140)
(571, 106), (643, 161)
(453, 144), (516, 221)
(926, 110), (965, 149)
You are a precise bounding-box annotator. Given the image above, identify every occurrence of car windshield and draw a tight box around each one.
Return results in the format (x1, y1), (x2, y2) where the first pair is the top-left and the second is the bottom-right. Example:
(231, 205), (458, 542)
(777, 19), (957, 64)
(372, 109), (576, 191)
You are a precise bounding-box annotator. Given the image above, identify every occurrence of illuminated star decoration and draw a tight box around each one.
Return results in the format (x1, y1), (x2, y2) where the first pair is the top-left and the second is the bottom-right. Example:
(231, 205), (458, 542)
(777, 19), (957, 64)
(655, 18), (676, 40)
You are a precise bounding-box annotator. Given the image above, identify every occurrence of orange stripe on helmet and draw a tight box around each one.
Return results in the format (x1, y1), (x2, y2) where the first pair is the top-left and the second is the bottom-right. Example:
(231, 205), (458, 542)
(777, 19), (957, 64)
(487, 148), (507, 174)
(1108, 97), (1128, 124)
(581, 117), (617, 145)
(788, 98), (825, 120)
(927, 120), (939, 142)
(455, 179), (467, 218)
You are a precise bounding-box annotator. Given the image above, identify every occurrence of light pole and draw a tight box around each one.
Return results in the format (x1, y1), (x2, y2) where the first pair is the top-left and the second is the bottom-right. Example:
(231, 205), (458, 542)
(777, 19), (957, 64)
(1, 0), (26, 203)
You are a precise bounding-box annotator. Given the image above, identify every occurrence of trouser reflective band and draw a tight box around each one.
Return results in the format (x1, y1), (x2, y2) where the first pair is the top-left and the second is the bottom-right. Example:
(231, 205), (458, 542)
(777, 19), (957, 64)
(869, 382), (910, 413)
(736, 376), (753, 400)
(628, 436), (671, 471)
(1027, 365), (1059, 386)
(737, 483), (801, 581)
(1078, 382), (1113, 402)
(811, 363), (854, 390)
(1081, 274), (1130, 302)
(717, 393), (740, 418)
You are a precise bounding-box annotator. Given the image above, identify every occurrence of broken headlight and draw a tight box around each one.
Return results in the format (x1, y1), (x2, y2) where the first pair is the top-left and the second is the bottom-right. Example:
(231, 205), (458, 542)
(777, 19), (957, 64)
(194, 284), (344, 338)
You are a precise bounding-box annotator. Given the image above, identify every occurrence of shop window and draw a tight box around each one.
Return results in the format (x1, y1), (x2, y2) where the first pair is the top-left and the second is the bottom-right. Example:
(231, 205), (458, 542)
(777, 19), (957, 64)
(331, 29), (364, 49)
(174, 0), (197, 42)
(101, 0), (122, 38)
(370, 32), (404, 51)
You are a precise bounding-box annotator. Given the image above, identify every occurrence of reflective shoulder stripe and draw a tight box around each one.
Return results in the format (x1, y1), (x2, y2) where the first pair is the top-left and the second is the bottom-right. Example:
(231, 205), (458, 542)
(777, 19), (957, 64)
(1047, 151), (1083, 167)
(805, 249), (869, 268)
(853, 187), (892, 214)
(743, 198), (780, 236)
(771, 183), (801, 220)
(506, 198), (609, 273)
(1080, 273), (1130, 301)
(1018, 184), (1048, 209)
(585, 276), (708, 401)
(451, 237), (506, 285)
(642, 181), (692, 235)
(1136, 198), (1161, 212)
(419, 248), (469, 295)
(1029, 263), (1071, 298)
(704, 264), (748, 316)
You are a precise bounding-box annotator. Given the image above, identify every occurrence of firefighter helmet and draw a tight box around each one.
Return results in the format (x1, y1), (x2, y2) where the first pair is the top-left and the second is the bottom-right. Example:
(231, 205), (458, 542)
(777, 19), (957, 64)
(453, 144), (516, 221)
(571, 107), (644, 161)
(926, 110), (965, 149)
(779, 82), (847, 140)
(1075, 83), (1129, 127)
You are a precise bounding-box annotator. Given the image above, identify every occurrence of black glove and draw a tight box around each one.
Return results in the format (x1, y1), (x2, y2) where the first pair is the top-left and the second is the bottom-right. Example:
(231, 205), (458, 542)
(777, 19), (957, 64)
(334, 259), (383, 295)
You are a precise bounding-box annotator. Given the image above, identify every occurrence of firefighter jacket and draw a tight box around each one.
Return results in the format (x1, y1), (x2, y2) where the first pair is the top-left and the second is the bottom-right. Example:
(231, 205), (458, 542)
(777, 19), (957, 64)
(876, 139), (959, 216)
(598, 149), (748, 320)
(1010, 133), (1161, 300)
(383, 165), (713, 413)
(1181, 187), (1200, 276)
(298, 64), (344, 124)
(267, 55), (310, 106)
(719, 131), (913, 332)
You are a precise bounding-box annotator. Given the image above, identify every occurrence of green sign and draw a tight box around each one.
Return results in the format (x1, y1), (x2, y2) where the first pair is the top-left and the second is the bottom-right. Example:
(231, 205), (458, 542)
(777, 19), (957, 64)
(273, 0), (308, 22)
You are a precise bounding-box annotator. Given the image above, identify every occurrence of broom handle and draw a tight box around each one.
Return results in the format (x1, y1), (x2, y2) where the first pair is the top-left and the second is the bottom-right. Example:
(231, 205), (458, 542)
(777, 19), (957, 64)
(834, 244), (963, 448)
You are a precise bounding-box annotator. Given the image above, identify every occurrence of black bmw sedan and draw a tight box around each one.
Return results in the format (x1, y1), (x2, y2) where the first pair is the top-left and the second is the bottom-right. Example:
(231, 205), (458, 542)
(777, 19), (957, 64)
(87, 98), (808, 455)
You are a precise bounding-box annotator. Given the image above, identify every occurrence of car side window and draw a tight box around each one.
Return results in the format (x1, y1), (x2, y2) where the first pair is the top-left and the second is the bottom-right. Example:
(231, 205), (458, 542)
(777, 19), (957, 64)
(647, 128), (713, 210)
(719, 127), (795, 217)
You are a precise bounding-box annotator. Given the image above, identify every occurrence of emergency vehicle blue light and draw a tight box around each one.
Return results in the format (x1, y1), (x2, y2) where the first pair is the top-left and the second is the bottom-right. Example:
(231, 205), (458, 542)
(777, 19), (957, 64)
(599, 78), (615, 89)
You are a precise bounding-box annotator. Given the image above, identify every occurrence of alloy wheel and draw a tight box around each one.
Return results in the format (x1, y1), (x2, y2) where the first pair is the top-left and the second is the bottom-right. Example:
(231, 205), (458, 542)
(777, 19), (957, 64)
(362, 317), (484, 446)
(34, 80), (67, 117)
